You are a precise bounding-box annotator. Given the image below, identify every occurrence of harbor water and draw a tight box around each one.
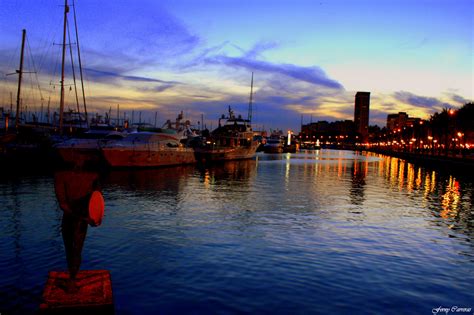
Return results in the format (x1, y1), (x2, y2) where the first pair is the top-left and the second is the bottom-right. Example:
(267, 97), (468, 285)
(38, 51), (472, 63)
(1, 150), (473, 314)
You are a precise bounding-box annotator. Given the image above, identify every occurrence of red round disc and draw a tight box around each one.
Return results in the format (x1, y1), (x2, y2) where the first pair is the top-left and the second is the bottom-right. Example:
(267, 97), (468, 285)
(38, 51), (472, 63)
(88, 191), (104, 226)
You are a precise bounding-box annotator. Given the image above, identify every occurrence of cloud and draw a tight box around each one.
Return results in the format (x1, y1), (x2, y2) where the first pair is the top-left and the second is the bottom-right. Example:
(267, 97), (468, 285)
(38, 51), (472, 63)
(179, 40), (343, 90)
(393, 91), (453, 109)
(75, 1), (201, 64)
(84, 68), (180, 85)
(369, 109), (390, 127)
(396, 37), (429, 50)
(205, 55), (344, 89)
(450, 93), (471, 105)
(244, 40), (280, 59)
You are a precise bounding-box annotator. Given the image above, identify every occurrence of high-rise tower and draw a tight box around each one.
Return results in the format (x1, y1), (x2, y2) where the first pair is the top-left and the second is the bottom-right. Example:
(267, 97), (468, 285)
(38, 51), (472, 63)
(354, 91), (370, 142)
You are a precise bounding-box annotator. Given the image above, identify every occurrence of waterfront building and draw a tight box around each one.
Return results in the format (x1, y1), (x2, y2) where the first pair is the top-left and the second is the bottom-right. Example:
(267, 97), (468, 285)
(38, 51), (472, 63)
(300, 120), (355, 148)
(387, 112), (408, 130)
(386, 112), (422, 130)
(354, 92), (370, 142)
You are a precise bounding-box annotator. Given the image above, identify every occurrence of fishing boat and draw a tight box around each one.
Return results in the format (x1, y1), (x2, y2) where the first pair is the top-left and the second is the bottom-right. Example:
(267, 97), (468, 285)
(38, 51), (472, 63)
(101, 131), (196, 168)
(193, 106), (258, 162)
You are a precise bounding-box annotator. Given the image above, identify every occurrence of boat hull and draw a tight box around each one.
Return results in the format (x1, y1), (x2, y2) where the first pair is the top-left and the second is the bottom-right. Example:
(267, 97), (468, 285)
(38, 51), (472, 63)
(55, 137), (106, 167)
(263, 145), (283, 154)
(57, 147), (102, 167)
(102, 147), (196, 168)
(194, 142), (258, 162)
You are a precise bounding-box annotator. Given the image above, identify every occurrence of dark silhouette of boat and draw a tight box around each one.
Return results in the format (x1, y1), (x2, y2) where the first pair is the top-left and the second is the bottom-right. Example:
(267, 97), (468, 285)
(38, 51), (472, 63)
(193, 107), (258, 162)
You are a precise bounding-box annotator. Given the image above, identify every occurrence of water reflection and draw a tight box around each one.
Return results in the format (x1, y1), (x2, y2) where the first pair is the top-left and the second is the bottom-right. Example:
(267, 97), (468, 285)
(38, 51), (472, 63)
(367, 152), (474, 240)
(1, 150), (474, 314)
(441, 176), (461, 219)
(105, 165), (195, 193)
(260, 151), (473, 242)
(349, 161), (366, 206)
(198, 159), (257, 188)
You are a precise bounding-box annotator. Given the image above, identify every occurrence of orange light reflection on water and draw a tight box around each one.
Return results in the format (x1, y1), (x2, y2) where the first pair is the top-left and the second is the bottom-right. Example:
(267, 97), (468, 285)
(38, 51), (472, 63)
(440, 176), (461, 219)
(407, 163), (415, 192)
(398, 160), (405, 190)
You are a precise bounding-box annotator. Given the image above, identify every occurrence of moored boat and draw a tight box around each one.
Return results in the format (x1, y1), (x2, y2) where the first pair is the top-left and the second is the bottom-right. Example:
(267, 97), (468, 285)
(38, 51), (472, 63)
(101, 131), (196, 168)
(194, 107), (258, 162)
(55, 129), (126, 167)
(263, 137), (284, 153)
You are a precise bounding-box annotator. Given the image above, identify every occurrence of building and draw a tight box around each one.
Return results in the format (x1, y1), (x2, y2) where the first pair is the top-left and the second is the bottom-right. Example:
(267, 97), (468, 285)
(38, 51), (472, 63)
(387, 112), (408, 130)
(354, 92), (370, 142)
(386, 112), (422, 130)
(300, 120), (355, 146)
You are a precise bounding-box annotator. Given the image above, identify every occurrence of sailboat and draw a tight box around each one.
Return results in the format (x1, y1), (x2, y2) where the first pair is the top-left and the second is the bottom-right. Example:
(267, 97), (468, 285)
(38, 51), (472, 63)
(0, 29), (55, 166)
(53, 0), (122, 167)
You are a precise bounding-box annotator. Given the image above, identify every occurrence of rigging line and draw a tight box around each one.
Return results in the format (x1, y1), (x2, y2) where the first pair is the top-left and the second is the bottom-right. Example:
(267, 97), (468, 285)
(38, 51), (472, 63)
(25, 38), (39, 116)
(2, 42), (21, 108)
(66, 19), (81, 115)
(26, 35), (45, 105)
(72, 0), (88, 126)
(51, 37), (62, 97)
(5, 42), (21, 74)
(36, 11), (60, 74)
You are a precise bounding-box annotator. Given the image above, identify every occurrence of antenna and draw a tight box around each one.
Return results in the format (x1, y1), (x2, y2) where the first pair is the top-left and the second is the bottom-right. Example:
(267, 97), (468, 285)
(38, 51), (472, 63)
(248, 72), (254, 123)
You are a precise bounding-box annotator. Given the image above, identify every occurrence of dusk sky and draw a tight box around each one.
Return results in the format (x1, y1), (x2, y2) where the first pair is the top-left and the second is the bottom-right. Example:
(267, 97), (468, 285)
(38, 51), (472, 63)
(0, 0), (472, 131)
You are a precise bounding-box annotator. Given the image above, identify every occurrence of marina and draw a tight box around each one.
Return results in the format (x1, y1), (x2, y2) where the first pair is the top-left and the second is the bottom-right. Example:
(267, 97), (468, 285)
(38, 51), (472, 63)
(0, 0), (473, 314)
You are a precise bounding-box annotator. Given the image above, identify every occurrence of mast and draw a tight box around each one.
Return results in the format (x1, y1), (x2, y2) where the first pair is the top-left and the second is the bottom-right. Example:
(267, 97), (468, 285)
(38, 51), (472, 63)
(72, 0), (88, 127)
(247, 72), (254, 123)
(117, 104), (120, 126)
(15, 29), (26, 129)
(47, 96), (51, 124)
(59, 0), (69, 135)
(67, 19), (80, 115)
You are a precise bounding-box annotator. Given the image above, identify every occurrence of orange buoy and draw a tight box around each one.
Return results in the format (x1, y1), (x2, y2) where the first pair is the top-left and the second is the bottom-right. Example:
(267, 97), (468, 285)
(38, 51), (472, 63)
(88, 191), (104, 227)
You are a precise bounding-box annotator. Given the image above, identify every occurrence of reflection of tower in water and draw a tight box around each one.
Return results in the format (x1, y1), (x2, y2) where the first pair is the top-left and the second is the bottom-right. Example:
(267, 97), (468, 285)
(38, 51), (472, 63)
(349, 160), (367, 206)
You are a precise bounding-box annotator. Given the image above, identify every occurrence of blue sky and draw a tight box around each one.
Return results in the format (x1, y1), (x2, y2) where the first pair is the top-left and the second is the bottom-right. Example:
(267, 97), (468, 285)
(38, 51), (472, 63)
(0, 0), (472, 131)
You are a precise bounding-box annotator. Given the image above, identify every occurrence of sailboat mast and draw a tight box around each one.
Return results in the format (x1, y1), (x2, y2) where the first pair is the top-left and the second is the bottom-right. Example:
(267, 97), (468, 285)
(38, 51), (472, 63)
(15, 29), (26, 129)
(47, 96), (51, 124)
(59, 0), (69, 135)
(247, 72), (254, 124)
(72, 0), (88, 127)
(67, 19), (80, 115)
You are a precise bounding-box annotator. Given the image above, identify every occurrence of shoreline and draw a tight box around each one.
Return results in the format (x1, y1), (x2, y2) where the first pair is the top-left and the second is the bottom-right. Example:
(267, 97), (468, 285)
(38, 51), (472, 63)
(366, 148), (474, 175)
